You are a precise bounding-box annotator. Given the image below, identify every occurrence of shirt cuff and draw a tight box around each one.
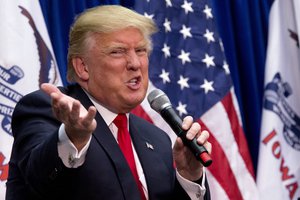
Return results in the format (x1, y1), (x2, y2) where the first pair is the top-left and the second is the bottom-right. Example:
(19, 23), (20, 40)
(57, 124), (91, 168)
(176, 168), (206, 200)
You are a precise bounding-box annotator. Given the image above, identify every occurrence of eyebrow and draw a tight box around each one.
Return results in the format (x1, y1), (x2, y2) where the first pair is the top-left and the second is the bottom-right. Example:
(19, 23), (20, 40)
(104, 41), (149, 52)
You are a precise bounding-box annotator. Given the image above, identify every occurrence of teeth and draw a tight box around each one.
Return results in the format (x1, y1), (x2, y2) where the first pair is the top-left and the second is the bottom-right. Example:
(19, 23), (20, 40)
(129, 78), (137, 83)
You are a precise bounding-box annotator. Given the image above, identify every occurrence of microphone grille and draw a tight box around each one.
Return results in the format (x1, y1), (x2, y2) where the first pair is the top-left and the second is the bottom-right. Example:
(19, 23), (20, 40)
(147, 89), (172, 112)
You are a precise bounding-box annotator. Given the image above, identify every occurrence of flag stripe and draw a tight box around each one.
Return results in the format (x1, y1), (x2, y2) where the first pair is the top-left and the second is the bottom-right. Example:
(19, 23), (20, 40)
(221, 90), (255, 177)
(201, 91), (259, 200)
(206, 170), (230, 200)
(199, 119), (244, 200)
(132, 105), (154, 124)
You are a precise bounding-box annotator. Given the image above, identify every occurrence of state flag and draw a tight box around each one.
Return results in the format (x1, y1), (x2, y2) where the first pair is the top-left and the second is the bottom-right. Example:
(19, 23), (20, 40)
(257, 0), (300, 199)
(0, 1), (62, 197)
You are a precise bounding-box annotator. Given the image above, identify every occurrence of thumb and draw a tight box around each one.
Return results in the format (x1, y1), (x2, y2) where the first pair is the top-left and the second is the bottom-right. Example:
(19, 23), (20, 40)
(41, 83), (61, 96)
(173, 137), (184, 152)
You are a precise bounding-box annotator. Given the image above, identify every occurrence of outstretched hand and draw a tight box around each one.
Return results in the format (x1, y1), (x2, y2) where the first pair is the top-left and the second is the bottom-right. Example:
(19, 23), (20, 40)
(173, 116), (212, 181)
(41, 83), (97, 151)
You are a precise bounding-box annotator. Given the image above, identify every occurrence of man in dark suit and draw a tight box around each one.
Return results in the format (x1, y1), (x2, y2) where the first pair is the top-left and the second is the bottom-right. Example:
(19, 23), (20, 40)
(6, 5), (211, 200)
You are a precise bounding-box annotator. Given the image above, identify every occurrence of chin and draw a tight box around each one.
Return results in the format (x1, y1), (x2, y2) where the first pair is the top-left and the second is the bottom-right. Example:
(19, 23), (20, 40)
(127, 94), (145, 107)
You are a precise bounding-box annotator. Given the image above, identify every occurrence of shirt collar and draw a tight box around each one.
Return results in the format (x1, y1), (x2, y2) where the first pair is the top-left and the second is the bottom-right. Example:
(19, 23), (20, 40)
(84, 91), (129, 126)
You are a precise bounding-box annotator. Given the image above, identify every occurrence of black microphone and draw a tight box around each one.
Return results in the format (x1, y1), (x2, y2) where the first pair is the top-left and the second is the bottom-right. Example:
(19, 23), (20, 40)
(147, 89), (212, 167)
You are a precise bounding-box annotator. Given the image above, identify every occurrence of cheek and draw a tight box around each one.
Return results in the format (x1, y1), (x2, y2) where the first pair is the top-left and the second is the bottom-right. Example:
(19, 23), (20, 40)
(141, 58), (149, 73)
(93, 71), (116, 87)
(143, 67), (149, 82)
(88, 66), (110, 88)
(89, 60), (120, 79)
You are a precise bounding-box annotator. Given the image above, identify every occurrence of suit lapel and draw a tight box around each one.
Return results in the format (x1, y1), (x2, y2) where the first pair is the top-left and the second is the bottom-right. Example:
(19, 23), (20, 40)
(129, 114), (172, 199)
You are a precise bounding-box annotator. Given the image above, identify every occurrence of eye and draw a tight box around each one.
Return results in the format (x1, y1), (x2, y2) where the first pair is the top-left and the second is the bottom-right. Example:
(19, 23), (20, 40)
(136, 48), (148, 56)
(110, 48), (126, 57)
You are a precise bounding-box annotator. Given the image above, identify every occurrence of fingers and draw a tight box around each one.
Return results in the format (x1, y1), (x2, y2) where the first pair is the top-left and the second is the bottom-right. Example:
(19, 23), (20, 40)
(85, 106), (97, 122)
(196, 130), (209, 145)
(41, 83), (97, 131)
(197, 130), (212, 154)
(51, 93), (72, 121)
(41, 83), (67, 115)
(69, 100), (81, 124)
(67, 102), (97, 135)
(81, 106), (97, 129)
(181, 116), (211, 152)
(204, 139), (212, 154)
(186, 122), (201, 140)
(182, 116), (201, 140)
(181, 116), (193, 130)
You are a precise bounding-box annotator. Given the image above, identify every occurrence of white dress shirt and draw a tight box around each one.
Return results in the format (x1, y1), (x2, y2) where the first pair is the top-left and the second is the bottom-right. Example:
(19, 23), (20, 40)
(57, 95), (206, 200)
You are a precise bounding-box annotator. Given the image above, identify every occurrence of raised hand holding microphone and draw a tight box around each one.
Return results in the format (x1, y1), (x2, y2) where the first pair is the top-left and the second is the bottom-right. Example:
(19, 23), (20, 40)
(174, 116), (211, 181)
(148, 89), (212, 180)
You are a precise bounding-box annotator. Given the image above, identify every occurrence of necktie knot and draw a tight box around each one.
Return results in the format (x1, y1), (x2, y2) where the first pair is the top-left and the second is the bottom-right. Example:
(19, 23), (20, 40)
(114, 114), (127, 129)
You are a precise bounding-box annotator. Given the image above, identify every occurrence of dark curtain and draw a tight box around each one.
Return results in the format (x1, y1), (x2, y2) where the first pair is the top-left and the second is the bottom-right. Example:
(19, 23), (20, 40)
(211, 0), (274, 172)
(39, 0), (274, 174)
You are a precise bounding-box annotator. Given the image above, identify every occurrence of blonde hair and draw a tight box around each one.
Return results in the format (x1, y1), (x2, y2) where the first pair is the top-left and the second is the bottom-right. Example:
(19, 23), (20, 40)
(67, 5), (157, 82)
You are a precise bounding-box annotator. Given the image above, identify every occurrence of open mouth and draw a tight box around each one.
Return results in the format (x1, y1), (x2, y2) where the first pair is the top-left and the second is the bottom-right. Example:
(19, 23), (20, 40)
(126, 76), (142, 89)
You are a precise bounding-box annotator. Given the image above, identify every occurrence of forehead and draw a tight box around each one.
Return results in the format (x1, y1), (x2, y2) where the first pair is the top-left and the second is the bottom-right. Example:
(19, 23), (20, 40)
(93, 27), (147, 48)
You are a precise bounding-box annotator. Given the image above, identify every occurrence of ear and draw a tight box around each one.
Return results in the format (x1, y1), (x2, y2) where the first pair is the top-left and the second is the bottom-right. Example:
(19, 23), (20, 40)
(72, 57), (89, 81)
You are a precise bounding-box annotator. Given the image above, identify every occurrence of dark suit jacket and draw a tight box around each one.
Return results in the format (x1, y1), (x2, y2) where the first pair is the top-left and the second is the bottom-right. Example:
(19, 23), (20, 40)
(6, 84), (210, 200)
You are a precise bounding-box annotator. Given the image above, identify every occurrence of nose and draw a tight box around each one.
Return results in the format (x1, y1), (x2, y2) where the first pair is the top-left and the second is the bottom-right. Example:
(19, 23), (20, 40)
(126, 50), (142, 70)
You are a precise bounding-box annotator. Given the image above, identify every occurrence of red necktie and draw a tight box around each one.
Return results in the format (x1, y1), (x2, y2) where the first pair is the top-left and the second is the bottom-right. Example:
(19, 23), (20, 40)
(114, 114), (146, 200)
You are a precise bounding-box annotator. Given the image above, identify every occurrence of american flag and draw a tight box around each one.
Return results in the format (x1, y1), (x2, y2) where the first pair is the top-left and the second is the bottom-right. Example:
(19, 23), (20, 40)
(133, 0), (259, 199)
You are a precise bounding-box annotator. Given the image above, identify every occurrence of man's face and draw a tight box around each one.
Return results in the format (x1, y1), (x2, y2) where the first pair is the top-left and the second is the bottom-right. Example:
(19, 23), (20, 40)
(83, 27), (150, 113)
